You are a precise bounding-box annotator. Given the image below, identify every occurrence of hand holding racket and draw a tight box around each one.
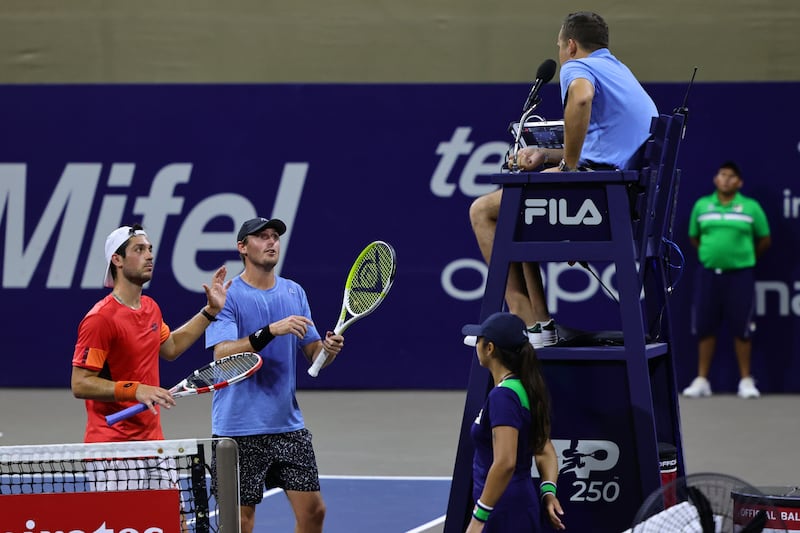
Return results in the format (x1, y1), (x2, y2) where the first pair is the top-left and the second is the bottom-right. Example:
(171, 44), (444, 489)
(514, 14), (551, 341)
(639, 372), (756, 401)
(308, 240), (397, 377)
(106, 351), (262, 426)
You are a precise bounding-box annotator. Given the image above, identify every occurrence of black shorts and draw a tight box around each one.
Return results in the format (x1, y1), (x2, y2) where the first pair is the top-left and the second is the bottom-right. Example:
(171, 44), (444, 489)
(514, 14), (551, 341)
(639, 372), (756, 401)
(212, 429), (320, 506)
(691, 267), (755, 339)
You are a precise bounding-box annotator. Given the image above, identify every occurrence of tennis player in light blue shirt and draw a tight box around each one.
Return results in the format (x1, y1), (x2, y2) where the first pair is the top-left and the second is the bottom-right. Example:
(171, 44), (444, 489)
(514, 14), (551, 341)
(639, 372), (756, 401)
(206, 274), (318, 435)
(204, 216), (344, 533)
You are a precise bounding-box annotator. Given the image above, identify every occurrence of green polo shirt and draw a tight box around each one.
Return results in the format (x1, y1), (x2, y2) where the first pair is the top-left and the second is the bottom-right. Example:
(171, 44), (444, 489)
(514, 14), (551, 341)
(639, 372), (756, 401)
(688, 191), (770, 270)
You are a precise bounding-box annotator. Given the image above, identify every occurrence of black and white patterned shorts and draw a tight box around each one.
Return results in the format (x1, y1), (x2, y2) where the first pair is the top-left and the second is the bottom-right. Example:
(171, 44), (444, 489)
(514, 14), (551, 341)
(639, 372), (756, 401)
(212, 429), (320, 506)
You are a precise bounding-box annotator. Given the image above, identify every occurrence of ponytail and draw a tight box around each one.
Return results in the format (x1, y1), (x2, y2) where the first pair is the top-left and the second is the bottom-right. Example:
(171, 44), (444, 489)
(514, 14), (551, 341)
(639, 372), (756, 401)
(496, 343), (552, 454)
(519, 343), (551, 454)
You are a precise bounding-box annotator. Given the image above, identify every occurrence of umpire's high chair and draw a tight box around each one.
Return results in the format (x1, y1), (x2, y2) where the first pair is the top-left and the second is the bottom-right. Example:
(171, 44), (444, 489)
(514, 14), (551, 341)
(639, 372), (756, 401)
(445, 111), (688, 533)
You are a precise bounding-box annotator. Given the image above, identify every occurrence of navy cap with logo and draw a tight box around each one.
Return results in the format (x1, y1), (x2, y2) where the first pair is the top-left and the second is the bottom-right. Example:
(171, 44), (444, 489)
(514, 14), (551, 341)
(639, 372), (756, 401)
(237, 217), (287, 242)
(462, 312), (529, 350)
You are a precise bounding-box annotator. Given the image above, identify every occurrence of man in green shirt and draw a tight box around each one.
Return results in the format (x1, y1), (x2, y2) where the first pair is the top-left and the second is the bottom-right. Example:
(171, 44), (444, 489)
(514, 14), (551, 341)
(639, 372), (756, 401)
(682, 161), (771, 399)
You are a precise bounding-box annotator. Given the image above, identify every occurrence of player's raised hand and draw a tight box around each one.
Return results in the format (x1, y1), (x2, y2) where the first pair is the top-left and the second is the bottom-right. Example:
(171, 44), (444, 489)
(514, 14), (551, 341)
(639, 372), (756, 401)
(203, 265), (232, 314)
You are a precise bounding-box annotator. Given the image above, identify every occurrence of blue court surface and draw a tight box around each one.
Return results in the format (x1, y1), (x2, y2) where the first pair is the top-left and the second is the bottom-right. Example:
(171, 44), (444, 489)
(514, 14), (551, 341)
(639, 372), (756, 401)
(252, 476), (450, 532)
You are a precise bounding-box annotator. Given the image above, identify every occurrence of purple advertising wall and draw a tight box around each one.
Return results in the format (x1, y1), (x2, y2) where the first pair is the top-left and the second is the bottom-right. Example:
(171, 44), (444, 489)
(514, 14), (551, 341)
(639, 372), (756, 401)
(1, 82), (799, 391)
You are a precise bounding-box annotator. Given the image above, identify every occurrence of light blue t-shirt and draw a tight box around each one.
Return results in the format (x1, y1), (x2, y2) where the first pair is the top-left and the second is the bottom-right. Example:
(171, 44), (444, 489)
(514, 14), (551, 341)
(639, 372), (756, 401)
(205, 275), (321, 436)
(559, 48), (658, 169)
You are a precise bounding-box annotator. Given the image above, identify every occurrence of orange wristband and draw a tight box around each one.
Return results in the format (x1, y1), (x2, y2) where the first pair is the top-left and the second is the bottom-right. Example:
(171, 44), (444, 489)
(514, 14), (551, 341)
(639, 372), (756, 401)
(114, 381), (140, 402)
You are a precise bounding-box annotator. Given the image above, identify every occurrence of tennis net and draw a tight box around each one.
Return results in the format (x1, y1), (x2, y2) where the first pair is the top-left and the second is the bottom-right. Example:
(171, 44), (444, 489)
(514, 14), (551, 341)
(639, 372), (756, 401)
(0, 438), (239, 533)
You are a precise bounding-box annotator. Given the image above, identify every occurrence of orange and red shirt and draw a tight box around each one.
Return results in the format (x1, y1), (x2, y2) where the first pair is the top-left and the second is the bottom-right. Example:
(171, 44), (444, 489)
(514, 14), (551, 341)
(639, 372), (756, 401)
(72, 294), (170, 443)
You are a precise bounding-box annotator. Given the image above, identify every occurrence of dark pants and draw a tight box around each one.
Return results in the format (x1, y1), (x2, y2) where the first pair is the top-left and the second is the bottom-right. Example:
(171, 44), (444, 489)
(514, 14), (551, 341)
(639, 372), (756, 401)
(691, 267), (755, 339)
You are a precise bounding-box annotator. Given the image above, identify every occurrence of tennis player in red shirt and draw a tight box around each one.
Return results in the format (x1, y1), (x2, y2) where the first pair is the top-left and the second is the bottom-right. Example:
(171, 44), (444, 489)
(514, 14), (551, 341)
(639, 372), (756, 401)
(71, 223), (230, 443)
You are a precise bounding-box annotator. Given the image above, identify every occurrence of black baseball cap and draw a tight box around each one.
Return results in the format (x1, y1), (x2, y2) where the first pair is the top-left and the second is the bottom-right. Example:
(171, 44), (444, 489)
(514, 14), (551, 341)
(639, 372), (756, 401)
(462, 312), (529, 350)
(237, 217), (287, 242)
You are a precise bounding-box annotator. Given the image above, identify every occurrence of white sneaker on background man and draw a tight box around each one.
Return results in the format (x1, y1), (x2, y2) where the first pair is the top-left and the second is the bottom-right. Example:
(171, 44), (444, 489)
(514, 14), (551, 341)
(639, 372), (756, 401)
(737, 376), (760, 399)
(682, 376), (712, 398)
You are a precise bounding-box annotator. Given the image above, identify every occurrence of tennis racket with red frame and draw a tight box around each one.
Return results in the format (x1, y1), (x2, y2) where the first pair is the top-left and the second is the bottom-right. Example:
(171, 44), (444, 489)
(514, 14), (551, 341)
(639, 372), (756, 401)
(308, 240), (397, 377)
(106, 351), (262, 426)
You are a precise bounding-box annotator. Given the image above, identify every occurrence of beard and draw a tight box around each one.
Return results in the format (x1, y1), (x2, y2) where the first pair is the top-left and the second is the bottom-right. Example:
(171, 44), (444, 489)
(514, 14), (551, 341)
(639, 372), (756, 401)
(123, 267), (153, 286)
(250, 250), (279, 270)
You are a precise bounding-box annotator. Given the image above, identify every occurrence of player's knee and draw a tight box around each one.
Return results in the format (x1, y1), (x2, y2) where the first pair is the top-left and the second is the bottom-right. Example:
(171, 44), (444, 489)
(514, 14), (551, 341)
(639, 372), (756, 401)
(240, 516), (255, 533)
(299, 499), (326, 528)
(240, 506), (256, 533)
(311, 499), (327, 523)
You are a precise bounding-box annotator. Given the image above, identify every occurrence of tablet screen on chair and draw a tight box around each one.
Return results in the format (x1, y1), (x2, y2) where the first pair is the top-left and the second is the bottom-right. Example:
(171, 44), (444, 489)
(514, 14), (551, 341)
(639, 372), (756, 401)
(508, 120), (565, 149)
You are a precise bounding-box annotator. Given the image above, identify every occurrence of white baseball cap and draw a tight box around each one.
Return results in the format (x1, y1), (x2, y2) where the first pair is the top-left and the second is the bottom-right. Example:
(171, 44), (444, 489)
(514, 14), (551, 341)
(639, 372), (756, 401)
(103, 226), (148, 288)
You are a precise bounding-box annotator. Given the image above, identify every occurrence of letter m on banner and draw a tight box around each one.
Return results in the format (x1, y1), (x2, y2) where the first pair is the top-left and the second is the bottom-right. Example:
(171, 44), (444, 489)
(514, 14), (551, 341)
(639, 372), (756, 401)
(0, 163), (101, 288)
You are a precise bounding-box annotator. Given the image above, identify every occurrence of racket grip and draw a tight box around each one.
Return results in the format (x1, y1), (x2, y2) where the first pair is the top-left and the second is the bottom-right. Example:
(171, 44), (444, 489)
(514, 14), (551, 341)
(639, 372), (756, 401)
(105, 402), (149, 426)
(307, 349), (330, 377)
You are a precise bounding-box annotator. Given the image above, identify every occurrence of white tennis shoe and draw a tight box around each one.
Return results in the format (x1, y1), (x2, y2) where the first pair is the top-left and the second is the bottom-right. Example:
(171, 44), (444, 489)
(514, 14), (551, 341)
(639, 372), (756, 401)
(527, 320), (558, 349)
(682, 376), (712, 398)
(737, 377), (761, 399)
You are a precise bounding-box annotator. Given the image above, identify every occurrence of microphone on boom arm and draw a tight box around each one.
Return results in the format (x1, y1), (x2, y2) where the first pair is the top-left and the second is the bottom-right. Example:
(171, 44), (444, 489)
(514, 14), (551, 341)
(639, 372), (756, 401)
(522, 59), (557, 112)
(510, 58), (558, 171)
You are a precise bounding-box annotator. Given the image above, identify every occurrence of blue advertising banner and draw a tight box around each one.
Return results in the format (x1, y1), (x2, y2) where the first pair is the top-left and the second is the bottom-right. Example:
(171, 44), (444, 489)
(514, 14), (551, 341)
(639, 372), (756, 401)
(1, 82), (799, 392)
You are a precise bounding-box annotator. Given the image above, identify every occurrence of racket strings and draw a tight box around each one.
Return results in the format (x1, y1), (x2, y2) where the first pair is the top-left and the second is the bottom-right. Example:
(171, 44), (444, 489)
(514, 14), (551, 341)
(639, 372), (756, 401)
(347, 245), (395, 315)
(190, 353), (260, 387)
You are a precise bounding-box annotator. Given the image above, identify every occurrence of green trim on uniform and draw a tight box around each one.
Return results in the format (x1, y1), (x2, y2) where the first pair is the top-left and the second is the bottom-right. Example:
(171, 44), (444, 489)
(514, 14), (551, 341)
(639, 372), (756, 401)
(688, 191), (770, 270)
(499, 378), (530, 411)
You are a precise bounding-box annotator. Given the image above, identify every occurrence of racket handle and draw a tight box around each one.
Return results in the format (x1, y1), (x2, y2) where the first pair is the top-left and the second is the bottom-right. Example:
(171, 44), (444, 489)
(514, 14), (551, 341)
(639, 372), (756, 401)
(105, 402), (149, 426)
(307, 349), (330, 377)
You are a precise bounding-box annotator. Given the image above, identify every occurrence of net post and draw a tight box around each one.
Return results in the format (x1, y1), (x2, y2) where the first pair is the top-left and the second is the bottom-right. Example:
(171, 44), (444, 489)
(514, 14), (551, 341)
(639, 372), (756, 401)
(191, 443), (211, 533)
(215, 437), (240, 532)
